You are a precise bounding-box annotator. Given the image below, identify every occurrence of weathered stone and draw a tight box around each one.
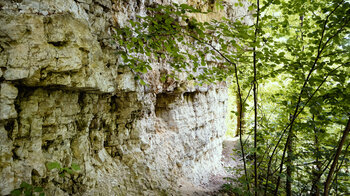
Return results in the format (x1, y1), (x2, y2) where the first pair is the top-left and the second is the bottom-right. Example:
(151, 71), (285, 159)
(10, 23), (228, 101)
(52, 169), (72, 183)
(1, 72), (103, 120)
(0, 0), (251, 195)
(0, 103), (17, 120)
(0, 83), (18, 100)
(4, 68), (30, 80)
(0, 83), (18, 120)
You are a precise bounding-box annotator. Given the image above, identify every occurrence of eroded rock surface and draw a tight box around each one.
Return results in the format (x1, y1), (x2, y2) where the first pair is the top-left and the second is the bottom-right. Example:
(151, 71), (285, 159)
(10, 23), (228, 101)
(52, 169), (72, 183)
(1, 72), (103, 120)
(0, 0), (249, 195)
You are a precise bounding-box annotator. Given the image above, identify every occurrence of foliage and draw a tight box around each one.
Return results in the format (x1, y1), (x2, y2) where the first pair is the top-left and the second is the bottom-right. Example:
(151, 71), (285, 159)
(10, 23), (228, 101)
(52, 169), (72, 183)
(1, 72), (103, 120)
(114, 2), (251, 84)
(10, 182), (44, 196)
(10, 162), (81, 196)
(114, 0), (350, 195)
(46, 162), (80, 177)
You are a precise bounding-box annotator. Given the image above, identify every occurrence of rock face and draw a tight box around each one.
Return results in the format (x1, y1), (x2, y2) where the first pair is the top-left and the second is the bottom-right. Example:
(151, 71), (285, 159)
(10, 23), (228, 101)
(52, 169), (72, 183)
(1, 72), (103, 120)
(0, 0), (248, 195)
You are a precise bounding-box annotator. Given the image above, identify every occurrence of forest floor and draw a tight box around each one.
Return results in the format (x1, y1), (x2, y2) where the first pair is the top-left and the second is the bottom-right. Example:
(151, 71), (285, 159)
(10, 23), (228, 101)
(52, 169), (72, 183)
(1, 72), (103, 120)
(179, 137), (243, 195)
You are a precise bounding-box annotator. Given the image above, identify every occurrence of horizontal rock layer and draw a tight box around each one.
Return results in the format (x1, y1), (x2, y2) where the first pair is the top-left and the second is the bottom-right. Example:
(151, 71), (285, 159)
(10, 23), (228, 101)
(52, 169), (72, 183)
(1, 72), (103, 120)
(0, 0), (248, 195)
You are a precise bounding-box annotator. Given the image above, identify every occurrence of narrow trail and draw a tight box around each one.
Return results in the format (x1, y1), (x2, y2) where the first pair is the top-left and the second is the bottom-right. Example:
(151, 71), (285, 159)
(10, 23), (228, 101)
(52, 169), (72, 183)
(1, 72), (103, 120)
(179, 137), (243, 195)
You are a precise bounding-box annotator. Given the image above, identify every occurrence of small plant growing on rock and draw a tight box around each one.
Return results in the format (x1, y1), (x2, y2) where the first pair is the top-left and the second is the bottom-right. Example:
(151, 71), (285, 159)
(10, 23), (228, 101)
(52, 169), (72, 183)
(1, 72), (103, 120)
(46, 162), (80, 177)
(10, 181), (44, 196)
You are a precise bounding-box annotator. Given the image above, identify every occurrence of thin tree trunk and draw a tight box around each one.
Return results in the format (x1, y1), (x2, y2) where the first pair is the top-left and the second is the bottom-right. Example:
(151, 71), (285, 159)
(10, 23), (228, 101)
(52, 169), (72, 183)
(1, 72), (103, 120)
(324, 116), (350, 196)
(237, 87), (250, 192)
(235, 92), (245, 137)
(233, 63), (250, 192)
(331, 142), (350, 187)
(311, 115), (321, 196)
(274, 126), (291, 195)
(253, 0), (260, 195)
(286, 115), (293, 196)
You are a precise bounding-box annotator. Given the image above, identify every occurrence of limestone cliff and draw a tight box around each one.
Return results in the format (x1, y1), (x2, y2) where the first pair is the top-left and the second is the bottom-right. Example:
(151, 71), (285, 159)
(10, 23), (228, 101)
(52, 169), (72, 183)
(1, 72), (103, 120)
(0, 0), (248, 195)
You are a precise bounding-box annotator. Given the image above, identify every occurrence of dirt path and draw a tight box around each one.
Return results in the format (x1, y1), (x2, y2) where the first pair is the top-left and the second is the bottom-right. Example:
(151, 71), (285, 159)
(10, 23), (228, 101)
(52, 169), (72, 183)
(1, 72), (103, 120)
(179, 137), (243, 195)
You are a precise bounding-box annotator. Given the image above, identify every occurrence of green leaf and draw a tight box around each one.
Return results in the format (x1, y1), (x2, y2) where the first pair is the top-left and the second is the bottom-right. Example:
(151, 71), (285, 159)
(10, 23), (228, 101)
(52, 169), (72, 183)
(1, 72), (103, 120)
(10, 189), (22, 196)
(71, 163), (80, 171)
(34, 187), (44, 192)
(20, 182), (32, 190)
(24, 190), (31, 196)
(63, 167), (73, 174)
(140, 80), (147, 86)
(46, 162), (61, 170)
(141, 67), (148, 73)
(138, 40), (143, 47)
(248, 5), (254, 11)
(160, 75), (167, 82)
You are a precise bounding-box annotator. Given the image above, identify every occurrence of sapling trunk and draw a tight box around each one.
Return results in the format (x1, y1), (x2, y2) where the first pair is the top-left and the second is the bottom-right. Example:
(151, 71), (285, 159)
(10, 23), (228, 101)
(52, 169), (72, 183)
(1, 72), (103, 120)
(253, 0), (260, 195)
(235, 93), (245, 137)
(286, 114), (293, 196)
(311, 115), (321, 196)
(324, 117), (350, 196)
